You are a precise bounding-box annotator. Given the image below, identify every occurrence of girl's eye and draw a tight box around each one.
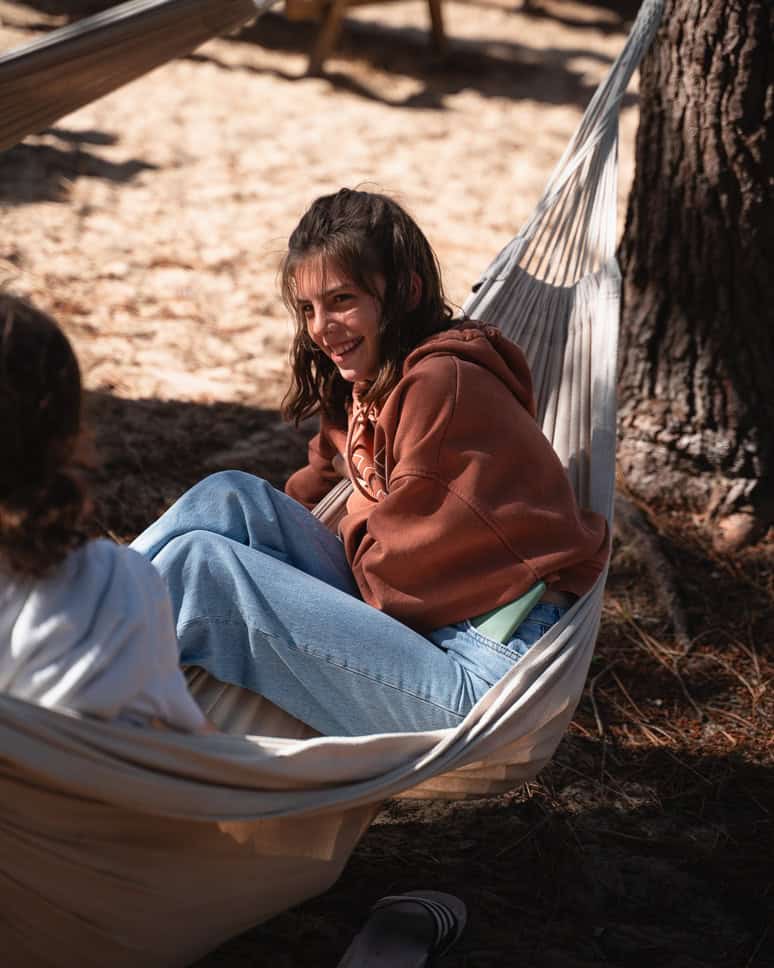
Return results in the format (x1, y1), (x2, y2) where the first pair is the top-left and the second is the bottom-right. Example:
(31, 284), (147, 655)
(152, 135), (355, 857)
(301, 303), (313, 317)
(333, 292), (353, 305)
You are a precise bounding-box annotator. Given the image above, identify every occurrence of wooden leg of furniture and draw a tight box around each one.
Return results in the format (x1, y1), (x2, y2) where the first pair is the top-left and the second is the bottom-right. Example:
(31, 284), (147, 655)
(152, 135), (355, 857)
(427, 0), (446, 53)
(307, 0), (350, 74)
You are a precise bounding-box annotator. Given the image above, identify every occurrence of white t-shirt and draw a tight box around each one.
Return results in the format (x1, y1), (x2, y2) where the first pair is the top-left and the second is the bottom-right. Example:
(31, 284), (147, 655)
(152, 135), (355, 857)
(0, 539), (206, 731)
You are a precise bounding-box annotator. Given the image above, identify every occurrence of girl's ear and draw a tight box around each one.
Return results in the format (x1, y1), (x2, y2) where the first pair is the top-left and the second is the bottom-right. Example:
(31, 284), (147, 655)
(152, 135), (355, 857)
(408, 272), (422, 311)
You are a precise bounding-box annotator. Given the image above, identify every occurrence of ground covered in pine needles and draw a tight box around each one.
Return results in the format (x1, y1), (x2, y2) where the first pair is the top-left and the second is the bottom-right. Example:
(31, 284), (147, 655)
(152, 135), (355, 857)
(1, 1), (772, 965)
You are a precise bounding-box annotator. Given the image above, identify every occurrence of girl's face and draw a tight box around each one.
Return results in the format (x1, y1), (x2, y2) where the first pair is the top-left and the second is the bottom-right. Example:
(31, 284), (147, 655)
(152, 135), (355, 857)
(296, 256), (384, 384)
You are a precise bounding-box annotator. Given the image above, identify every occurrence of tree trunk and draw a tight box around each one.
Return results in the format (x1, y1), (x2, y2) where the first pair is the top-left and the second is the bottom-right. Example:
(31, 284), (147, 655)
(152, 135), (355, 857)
(618, 0), (774, 549)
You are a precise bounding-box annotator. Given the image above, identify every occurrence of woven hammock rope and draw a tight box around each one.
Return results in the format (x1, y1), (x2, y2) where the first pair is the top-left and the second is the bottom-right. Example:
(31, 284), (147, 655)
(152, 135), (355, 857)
(0, 2), (665, 965)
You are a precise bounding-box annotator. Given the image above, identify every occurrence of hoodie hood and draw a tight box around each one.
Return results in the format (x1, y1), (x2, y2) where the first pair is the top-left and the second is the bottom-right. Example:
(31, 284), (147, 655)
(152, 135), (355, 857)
(402, 321), (536, 419)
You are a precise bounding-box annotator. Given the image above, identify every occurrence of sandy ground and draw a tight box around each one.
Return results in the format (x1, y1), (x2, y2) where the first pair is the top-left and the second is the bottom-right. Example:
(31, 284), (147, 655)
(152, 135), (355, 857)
(1, 0), (640, 411)
(2, 3), (773, 967)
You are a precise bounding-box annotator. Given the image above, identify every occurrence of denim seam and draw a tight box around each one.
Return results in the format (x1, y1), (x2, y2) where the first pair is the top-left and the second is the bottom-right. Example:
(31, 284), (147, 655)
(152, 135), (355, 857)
(178, 616), (466, 719)
(461, 620), (527, 662)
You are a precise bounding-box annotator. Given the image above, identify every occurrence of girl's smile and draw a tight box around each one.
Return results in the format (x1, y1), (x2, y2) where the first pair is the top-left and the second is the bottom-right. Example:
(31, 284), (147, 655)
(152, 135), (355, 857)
(296, 257), (384, 383)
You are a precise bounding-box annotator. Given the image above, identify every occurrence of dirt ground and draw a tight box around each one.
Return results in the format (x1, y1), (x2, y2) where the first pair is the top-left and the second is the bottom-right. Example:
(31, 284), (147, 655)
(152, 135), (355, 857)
(1, 1), (772, 965)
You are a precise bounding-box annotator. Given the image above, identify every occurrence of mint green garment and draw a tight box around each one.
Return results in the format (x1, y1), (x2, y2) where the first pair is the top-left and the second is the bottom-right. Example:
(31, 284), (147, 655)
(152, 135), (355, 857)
(469, 582), (547, 644)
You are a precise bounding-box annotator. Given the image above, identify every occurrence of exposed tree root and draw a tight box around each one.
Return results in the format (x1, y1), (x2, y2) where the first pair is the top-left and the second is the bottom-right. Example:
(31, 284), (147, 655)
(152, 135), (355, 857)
(614, 493), (692, 652)
(712, 509), (773, 554)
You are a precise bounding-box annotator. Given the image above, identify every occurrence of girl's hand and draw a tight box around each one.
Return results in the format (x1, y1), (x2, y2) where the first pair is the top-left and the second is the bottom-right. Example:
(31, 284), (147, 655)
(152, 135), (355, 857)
(332, 452), (348, 478)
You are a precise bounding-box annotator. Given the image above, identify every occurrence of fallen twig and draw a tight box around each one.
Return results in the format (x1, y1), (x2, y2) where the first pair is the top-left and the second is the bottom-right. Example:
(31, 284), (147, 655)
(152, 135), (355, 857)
(616, 602), (707, 722)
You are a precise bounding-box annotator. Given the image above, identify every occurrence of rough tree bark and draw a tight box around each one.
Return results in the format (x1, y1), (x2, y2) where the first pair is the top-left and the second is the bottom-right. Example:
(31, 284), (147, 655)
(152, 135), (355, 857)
(618, 0), (773, 550)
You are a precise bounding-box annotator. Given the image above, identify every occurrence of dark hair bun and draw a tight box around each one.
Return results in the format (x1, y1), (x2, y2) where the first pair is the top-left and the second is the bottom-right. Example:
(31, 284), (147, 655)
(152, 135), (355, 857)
(0, 293), (90, 577)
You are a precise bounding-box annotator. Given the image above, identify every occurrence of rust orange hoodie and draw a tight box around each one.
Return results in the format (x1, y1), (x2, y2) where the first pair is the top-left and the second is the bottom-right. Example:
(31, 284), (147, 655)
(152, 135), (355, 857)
(286, 323), (610, 633)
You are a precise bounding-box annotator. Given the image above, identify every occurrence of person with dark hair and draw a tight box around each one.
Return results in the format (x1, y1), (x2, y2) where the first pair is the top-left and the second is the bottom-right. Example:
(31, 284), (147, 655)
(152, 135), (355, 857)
(133, 188), (609, 737)
(0, 292), (209, 731)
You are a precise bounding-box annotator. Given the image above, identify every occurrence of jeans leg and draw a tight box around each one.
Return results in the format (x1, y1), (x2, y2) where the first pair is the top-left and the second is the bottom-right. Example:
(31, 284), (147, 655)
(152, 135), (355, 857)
(151, 528), (490, 735)
(131, 470), (357, 595)
(132, 470), (535, 736)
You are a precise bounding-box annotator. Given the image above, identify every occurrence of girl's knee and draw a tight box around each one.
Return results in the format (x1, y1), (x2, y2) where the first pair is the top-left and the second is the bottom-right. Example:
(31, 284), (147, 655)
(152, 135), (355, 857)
(195, 469), (267, 495)
(154, 529), (228, 576)
(184, 470), (278, 519)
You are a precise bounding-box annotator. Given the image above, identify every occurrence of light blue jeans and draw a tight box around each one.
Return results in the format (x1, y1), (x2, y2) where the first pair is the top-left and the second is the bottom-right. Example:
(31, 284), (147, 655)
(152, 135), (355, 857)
(132, 471), (565, 736)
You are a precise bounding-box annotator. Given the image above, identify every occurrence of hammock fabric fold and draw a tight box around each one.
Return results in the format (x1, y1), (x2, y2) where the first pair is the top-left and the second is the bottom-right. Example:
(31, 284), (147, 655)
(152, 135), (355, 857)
(0, 0), (274, 154)
(0, 1), (664, 964)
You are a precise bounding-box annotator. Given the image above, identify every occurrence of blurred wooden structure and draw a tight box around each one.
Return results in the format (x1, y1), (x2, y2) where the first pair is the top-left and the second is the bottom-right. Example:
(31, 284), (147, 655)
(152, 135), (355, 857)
(285, 0), (446, 74)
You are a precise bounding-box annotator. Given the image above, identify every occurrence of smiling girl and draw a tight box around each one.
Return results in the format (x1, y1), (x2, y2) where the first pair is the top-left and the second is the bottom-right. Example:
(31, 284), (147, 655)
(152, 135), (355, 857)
(133, 189), (609, 736)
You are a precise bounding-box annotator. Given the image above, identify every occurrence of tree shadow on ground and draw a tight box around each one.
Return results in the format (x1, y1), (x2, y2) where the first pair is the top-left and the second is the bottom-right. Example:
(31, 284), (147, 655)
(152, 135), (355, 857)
(82, 390), (313, 542)
(0, 126), (157, 204)
(193, 12), (638, 113)
(518, 0), (644, 35)
(195, 746), (773, 967)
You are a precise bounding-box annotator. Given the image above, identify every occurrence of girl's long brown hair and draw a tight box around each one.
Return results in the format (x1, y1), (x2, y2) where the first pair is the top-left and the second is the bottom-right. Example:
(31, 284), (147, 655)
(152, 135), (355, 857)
(0, 293), (90, 578)
(281, 188), (454, 425)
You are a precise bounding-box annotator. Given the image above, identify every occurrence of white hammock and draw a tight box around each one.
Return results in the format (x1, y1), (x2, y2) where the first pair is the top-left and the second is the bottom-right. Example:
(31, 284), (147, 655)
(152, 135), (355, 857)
(0, 2), (664, 965)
